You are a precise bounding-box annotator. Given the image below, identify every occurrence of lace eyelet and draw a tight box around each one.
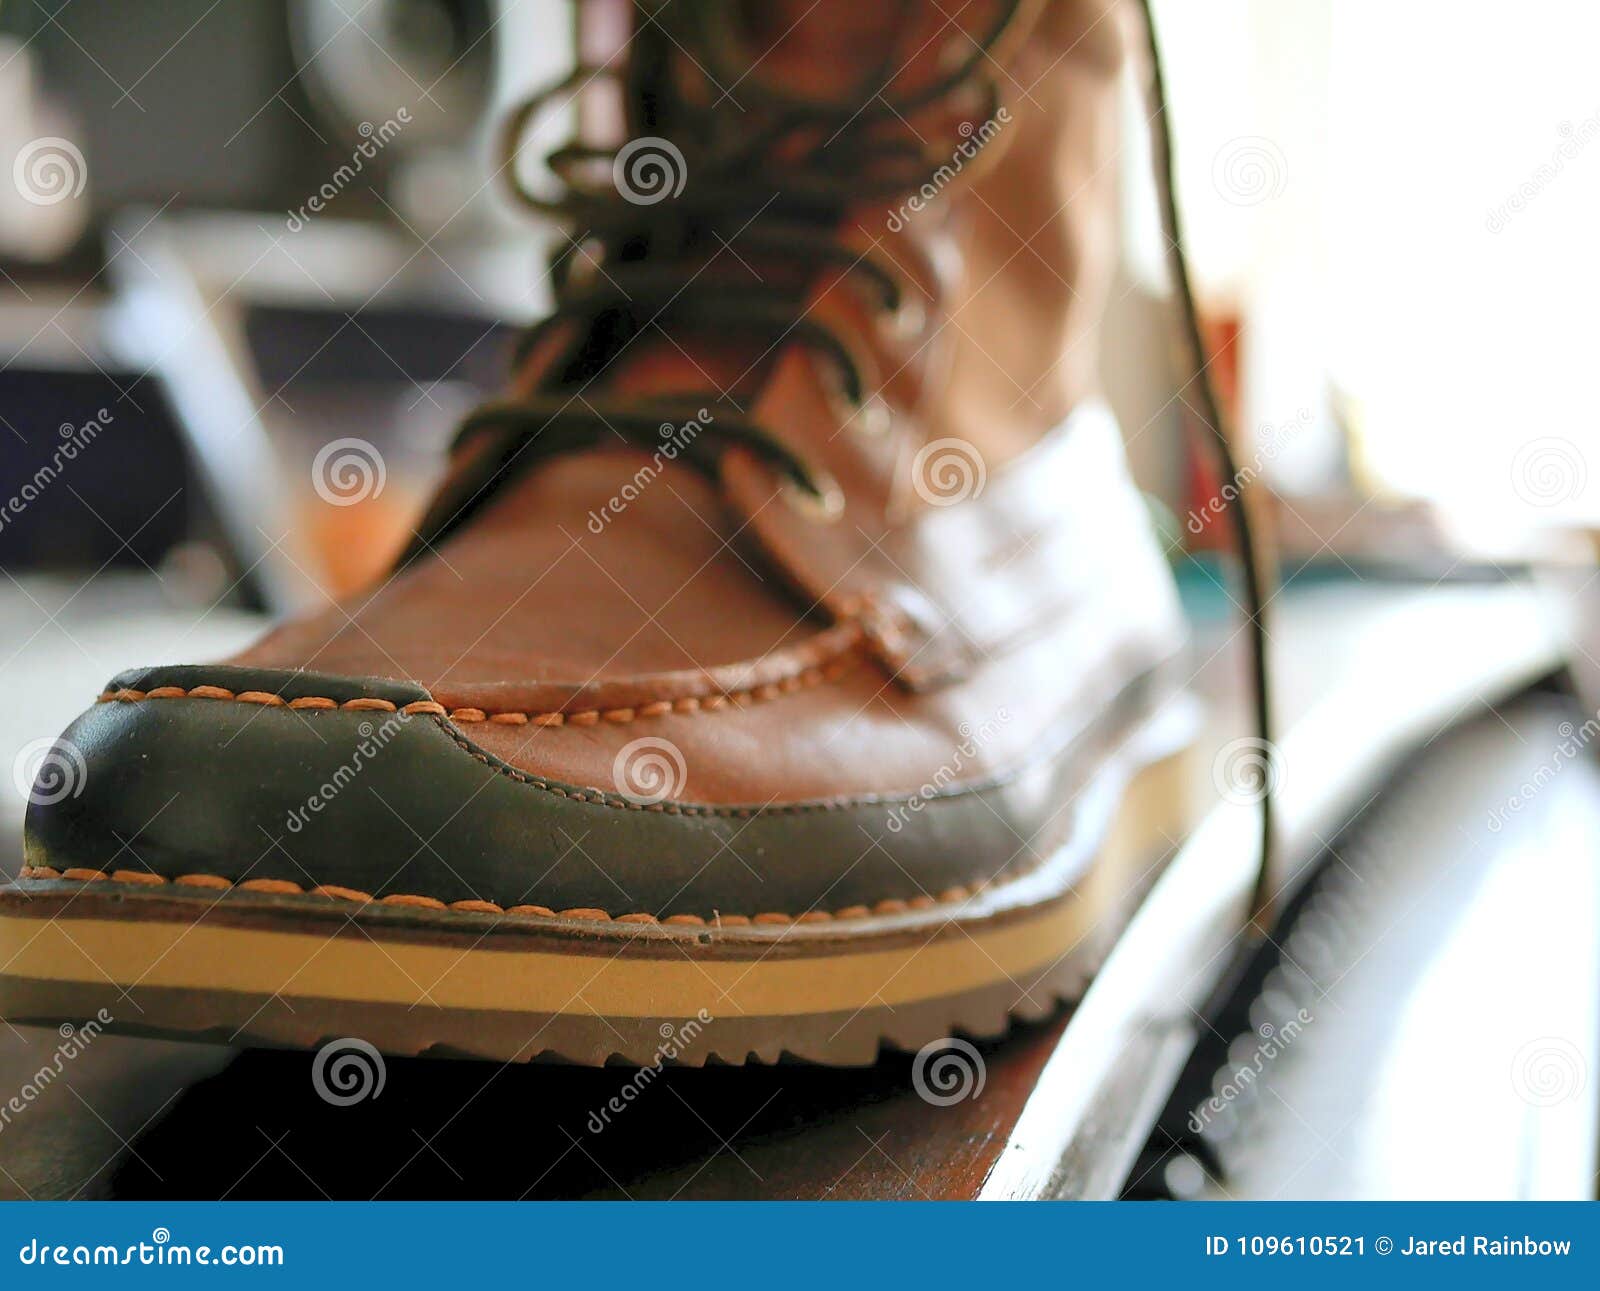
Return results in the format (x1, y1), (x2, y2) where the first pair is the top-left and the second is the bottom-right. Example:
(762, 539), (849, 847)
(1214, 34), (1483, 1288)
(890, 297), (927, 341)
(818, 358), (891, 439)
(850, 395), (892, 437)
(781, 467), (845, 524)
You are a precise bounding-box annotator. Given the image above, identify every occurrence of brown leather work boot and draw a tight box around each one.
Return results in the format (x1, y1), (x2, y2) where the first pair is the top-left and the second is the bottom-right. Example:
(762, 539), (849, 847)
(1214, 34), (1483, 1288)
(3, 0), (1204, 1064)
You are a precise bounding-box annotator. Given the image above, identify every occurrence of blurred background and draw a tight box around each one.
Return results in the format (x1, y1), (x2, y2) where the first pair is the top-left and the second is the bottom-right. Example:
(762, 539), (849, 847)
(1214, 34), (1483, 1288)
(0, 0), (569, 866)
(0, 0), (1596, 1199)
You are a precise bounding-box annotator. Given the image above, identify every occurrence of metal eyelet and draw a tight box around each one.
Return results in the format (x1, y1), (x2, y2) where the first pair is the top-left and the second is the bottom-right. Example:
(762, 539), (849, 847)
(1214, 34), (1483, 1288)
(781, 466), (845, 524)
(819, 357), (891, 439)
(850, 395), (893, 437)
(890, 296), (927, 341)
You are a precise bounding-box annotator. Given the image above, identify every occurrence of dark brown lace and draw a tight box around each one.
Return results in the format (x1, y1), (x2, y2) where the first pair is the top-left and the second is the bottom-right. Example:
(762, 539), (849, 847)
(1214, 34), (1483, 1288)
(401, 0), (1026, 556)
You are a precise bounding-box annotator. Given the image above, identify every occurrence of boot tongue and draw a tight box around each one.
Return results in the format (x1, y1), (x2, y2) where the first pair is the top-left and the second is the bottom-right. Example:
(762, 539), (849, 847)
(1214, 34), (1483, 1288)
(735, 0), (922, 100)
(729, 0), (1018, 108)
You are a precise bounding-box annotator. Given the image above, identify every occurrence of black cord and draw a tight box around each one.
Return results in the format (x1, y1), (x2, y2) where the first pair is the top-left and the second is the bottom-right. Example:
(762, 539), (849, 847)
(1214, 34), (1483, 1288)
(1137, 0), (1277, 935)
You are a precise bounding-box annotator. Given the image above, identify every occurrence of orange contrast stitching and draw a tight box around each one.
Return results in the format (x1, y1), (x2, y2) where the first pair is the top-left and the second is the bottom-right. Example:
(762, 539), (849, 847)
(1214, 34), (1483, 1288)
(95, 656), (857, 728)
(15, 864), (984, 927)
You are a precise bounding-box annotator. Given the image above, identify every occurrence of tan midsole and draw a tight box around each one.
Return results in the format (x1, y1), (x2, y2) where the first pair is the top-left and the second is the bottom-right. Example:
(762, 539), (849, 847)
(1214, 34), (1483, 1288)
(1, 890), (1103, 1018)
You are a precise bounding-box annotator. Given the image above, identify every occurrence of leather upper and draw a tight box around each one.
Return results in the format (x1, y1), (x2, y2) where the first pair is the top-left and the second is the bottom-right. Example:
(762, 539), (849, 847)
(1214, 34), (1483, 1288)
(24, 0), (1191, 918)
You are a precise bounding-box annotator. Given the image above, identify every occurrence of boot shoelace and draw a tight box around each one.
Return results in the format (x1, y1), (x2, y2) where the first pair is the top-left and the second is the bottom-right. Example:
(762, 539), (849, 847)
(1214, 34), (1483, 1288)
(404, 0), (1027, 553)
(403, 0), (1277, 934)
(1137, 0), (1277, 932)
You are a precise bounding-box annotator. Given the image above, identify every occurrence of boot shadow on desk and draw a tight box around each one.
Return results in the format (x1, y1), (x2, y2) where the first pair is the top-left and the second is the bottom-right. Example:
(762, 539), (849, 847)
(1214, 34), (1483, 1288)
(110, 1017), (1069, 1200)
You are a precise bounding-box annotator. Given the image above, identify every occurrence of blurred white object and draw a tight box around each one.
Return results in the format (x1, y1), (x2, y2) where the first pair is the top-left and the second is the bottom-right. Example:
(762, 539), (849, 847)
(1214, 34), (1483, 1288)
(0, 575), (263, 868)
(1212, 698), (1600, 1199)
(0, 38), (92, 262)
(1134, 1), (1599, 529)
(1326, 2), (1600, 528)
